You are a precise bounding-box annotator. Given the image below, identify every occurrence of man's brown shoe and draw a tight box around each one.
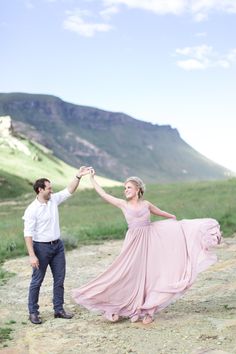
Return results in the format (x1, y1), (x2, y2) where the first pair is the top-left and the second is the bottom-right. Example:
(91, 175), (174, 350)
(54, 310), (74, 319)
(29, 313), (42, 324)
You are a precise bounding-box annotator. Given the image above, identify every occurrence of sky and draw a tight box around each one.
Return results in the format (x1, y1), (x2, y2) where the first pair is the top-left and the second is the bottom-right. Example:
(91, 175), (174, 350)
(1, 0), (236, 172)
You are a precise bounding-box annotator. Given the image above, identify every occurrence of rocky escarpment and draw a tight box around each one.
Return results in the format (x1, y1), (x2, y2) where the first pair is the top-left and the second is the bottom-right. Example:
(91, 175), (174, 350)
(0, 116), (31, 156)
(0, 92), (232, 182)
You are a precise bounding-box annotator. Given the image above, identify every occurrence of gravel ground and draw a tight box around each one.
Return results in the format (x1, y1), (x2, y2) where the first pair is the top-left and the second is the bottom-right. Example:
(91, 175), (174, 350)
(0, 237), (236, 354)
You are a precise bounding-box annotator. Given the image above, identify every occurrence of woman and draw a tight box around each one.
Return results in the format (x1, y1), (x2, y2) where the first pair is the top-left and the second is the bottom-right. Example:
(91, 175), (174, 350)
(72, 170), (221, 324)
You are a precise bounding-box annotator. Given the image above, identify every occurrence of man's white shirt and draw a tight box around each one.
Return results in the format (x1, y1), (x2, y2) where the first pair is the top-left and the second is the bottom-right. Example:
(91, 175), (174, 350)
(22, 188), (71, 242)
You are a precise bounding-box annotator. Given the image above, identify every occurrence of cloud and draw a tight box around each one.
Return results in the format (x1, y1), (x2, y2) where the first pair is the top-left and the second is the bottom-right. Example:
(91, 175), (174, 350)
(63, 9), (113, 37)
(176, 45), (213, 59)
(102, 0), (236, 21)
(190, 0), (236, 21)
(100, 5), (120, 20)
(175, 45), (236, 70)
(190, 0), (236, 15)
(226, 48), (236, 63)
(177, 59), (206, 70)
(103, 0), (187, 15)
(193, 12), (208, 22)
(63, 1), (236, 37)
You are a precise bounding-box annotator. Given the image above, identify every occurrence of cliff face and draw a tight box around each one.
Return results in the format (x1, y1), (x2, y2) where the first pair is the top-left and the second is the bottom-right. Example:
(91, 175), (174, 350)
(0, 115), (13, 137)
(0, 115), (31, 156)
(0, 93), (231, 182)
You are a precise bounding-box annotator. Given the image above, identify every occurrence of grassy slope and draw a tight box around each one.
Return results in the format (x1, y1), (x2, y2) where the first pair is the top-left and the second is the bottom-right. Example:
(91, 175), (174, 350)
(0, 170), (32, 199)
(0, 137), (121, 199)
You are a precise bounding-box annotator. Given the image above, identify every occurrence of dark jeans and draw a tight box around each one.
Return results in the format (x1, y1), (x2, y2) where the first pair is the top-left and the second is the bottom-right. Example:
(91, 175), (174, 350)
(28, 239), (65, 314)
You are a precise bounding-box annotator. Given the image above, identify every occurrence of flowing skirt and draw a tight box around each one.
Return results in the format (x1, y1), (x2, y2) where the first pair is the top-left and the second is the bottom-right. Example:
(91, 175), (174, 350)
(72, 218), (221, 320)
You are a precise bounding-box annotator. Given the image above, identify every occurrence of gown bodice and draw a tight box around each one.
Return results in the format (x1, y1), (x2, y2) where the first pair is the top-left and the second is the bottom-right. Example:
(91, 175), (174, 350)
(122, 204), (151, 229)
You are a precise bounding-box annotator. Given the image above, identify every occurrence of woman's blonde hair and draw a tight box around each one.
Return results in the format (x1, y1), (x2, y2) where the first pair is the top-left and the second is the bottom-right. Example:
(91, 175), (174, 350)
(125, 176), (146, 199)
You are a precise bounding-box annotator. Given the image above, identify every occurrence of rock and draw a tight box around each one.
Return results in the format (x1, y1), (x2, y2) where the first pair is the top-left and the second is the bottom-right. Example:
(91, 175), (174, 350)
(0, 116), (31, 156)
(0, 116), (13, 137)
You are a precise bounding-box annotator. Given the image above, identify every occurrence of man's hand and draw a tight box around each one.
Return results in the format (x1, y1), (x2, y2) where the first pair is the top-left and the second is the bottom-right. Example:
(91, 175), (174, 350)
(76, 166), (92, 178)
(69, 166), (93, 193)
(29, 255), (39, 269)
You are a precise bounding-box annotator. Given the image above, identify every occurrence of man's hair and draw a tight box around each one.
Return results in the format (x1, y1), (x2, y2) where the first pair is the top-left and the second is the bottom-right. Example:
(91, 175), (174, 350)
(33, 178), (51, 194)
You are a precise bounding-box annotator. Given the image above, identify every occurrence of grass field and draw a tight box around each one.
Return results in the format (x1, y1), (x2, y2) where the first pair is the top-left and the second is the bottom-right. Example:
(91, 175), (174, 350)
(1, 178), (236, 270)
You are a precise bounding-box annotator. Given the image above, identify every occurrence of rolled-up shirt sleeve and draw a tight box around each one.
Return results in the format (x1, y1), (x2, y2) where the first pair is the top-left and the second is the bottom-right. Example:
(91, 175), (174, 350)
(22, 209), (36, 238)
(53, 188), (72, 205)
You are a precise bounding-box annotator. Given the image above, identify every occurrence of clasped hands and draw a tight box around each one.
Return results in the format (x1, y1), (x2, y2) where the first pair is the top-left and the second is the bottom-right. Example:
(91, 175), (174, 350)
(77, 166), (95, 178)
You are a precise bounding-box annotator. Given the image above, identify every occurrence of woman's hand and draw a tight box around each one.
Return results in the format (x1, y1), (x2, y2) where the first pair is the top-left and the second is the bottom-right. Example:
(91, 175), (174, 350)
(90, 168), (95, 177)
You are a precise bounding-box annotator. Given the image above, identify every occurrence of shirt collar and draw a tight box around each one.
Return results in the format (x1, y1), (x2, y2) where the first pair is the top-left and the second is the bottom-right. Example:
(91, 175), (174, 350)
(35, 197), (49, 206)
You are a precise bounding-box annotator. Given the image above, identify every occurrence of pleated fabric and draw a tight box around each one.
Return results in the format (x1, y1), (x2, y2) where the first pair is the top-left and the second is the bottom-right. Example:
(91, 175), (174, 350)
(72, 205), (221, 321)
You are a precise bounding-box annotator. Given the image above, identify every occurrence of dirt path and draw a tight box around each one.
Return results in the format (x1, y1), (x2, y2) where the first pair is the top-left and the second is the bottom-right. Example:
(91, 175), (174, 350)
(0, 237), (236, 354)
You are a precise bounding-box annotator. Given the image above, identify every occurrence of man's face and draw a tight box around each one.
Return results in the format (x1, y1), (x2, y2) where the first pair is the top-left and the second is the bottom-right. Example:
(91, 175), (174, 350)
(39, 181), (53, 201)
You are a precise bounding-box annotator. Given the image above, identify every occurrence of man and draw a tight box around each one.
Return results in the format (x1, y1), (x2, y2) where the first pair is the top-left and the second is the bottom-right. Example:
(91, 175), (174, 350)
(23, 166), (91, 324)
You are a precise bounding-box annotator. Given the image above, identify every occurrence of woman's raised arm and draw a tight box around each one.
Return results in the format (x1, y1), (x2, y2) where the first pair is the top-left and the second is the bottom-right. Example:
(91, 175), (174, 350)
(90, 170), (125, 208)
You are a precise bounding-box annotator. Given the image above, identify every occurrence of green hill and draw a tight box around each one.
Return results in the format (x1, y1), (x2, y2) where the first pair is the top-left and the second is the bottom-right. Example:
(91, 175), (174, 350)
(0, 116), (121, 199)
(0, 170), (32, 199)
(0, 92), (232, 182)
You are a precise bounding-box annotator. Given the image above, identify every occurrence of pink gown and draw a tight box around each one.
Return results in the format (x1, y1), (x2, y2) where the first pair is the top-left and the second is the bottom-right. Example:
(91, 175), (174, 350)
(72, 204), (221, 321)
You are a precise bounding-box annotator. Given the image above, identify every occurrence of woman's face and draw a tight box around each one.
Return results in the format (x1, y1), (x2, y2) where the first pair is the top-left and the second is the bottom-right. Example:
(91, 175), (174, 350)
(124, 181), (139, 200)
